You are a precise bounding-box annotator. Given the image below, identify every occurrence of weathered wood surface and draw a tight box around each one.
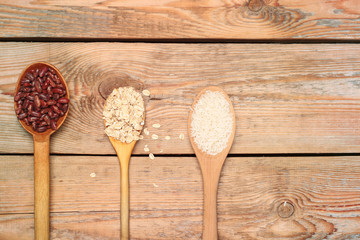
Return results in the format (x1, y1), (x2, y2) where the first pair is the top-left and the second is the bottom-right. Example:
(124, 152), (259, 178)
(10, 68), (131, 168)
(1, 155), (360, 239)
(0, 0), (360, 40)
(1, 42), (360, 154)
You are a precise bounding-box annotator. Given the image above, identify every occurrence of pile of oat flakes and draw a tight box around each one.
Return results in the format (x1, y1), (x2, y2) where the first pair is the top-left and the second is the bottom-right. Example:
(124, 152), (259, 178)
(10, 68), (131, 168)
(103, 87), (185, 160)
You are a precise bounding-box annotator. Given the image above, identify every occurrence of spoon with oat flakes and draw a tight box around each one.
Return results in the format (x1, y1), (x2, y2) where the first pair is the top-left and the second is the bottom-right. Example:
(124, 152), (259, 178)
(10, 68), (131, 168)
(103, 87), (145, 240)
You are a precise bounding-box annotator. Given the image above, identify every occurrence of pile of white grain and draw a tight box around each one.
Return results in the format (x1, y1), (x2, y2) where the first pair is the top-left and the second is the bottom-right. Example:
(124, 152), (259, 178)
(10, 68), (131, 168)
(103, 87), (145, 143)
(191, 90), (233, 155)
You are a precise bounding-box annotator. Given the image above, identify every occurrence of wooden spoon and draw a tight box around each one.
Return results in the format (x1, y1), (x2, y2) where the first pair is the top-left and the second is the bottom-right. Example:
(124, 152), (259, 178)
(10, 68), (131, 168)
(14, 62), (69, 240)
(188, 86), (236, 240)
(107, 137), (137, 240)
(104, 101), (144, 239)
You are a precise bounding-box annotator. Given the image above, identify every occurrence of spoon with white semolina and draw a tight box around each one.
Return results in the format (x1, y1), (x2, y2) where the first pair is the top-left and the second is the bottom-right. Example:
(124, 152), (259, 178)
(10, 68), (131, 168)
(188, 86), (236, 240)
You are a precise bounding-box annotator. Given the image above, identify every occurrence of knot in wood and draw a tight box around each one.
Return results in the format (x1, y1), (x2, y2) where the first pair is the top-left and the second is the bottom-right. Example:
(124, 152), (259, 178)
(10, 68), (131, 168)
(277, 201), (294, 218)
(98, 74), (144, 100)
(248, 0), (264, 12)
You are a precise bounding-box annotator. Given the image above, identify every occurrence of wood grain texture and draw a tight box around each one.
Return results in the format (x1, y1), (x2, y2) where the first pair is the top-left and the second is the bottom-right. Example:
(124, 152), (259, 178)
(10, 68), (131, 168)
(0, 0), (360, 39)
(1, 155), (360, 239)
(1, 42), (360, 154)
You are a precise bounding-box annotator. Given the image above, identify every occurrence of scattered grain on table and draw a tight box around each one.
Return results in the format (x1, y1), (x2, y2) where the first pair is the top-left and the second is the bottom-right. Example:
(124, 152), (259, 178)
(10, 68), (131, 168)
(142, 89), (150, 96)
(144, 128), (149, 135)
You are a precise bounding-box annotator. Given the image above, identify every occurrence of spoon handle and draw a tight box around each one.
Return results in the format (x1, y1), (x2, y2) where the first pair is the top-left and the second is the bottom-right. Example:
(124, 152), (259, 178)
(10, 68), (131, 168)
(33, 135), (50, 240)
(201, 165), (221, 240)
(120, 162), (130, 240)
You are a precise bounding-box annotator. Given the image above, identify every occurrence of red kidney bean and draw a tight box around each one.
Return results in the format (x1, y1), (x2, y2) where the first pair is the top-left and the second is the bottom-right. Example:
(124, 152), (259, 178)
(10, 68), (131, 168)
(33, 69), (39, 78)
(62, 104), (68, 112)
(47, 100), (56, 106)
(32, 122), (37, 131)
(40, 100), (47, 108)
(23, 82), (31, 87)
(59, 111), (64, 117)
(43, 115), (50, 125)
(53, 94), (60, 100)
(50, 120), (57, 130)
(47, 86), (52, 96)
(30, 111), (41, 118)
(38, 93), (48, 101)
(23, 99), (30, 109)
(49, 68), (55, 74)
(39, 66), (48, 77)
(18, 113), (27, 120)
(52, 113), (58, 119)
(34, 95), (41, 108)
(23, 117), (30, 126)
(43, 80), (49, 89)
(21, 78), (30, 84)
(58, 97), (69, 104)
(51, 105), (61, 114)
(48, 78), (56, 88)
(52, 88), (63, 95)
(15, 107), (22, 115)
(39, 121), (47, 127)
(28, 116), (39, 122)
(37, 126), (48, 132)
(25, 72), (34, 81)
(34, 80), (42, 93)
(48, 110), (54, 118)
(14, 93), (22, 102)
(23, 87), (31, 93)
(28, 104), (33, 112)
(26, 95), (35, 101)
(41, 108), (50, 114)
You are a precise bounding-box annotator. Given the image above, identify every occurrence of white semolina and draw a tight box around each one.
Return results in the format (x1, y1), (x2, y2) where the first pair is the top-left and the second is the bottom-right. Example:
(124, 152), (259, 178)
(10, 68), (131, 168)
(191, 90), (233, 155)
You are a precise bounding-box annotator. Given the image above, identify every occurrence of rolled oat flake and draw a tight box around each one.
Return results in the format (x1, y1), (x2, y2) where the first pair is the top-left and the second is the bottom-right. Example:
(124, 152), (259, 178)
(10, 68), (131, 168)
(103, 87), (145, 143)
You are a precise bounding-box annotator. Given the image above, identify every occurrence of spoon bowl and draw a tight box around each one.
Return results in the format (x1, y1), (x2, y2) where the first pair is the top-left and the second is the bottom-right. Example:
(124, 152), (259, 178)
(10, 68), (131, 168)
(15, 62), (69, 137)
(14, 62), (69, 240)
(188, 86), (236, 240)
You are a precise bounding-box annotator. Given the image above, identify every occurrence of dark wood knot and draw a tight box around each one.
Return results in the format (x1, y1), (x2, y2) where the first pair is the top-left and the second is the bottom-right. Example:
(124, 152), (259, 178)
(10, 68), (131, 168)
(277, 200), (295, 218)
(98, 73), (144, 100)
(248, 0), (264, 12)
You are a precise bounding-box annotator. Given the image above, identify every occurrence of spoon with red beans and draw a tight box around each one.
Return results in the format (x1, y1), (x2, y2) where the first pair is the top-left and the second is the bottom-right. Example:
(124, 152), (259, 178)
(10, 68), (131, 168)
(14, 62), (69, 240)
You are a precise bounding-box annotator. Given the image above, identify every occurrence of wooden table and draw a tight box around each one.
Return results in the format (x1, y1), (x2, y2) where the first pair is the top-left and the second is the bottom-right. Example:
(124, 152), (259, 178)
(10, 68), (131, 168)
(1, 1), (360, 239)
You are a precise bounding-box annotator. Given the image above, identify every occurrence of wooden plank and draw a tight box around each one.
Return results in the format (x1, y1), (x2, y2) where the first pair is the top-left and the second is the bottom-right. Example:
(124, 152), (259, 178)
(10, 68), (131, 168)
(0, 212), (202, 240)
(0, 0), (360, 40)
(1, 155), (360, 239)
(1, 42), (360, 154)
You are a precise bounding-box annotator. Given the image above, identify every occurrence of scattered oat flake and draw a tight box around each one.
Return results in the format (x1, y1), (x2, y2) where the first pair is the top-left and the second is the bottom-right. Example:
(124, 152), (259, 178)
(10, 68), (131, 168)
(139, 135), (144, 139)
(160, 149), (163, 153)
(149, 153), (155, 160)
(179, 133), (184, 140)
(144, 147), (150, 152)
(142, 89), (150, 96)
(152, 134), (159, 139)
(90, 173), (96, 178)
(165, 136), (171, 140)
(144, 128), (149, 135)
(153, 183), (159, 187)
(152, 123), (161, 128)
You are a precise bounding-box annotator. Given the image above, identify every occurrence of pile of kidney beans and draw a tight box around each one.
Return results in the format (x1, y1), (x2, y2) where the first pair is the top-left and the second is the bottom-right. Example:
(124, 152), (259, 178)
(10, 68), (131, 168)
(14, 66), (69, 133)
